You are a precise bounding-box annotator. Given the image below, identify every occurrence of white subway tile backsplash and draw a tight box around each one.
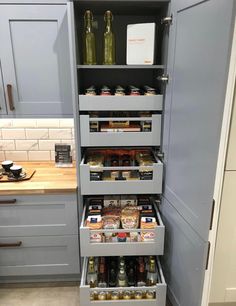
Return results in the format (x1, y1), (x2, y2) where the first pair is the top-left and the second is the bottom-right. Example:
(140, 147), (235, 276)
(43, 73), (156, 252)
(0, 140), (15, 151)
(49, 129), (72, 139)
(0, 119), (75, 161)
(28, 151), (51, 161)
(5, 151), (28, 161)
(12, 119), (37, 128)
(39, 140), (60, 150)
(0, 119), (13, 128)
(50, 150), (56, 161)
(0, 151), (5, 161)
(59, 119), (74, 128)
(2, 129), (26, 139)
(15, 140), (38, 151)
(37, 119), (60, 128)
(26, 129), (48, 140)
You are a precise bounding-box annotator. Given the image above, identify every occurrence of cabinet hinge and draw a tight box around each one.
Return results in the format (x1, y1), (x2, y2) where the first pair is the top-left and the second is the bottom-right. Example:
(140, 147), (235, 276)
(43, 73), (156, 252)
(209, 199), (215, 230)
(161, 15), (173, 26)
(205, 242), (211, 270)
(157, 74), (169, 83)
(157, 151), (164, 160)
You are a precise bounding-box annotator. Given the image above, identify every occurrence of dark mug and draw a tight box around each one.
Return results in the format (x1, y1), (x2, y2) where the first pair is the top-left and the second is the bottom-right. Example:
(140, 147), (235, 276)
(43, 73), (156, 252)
(2, 160), (13, 172)
(10, 165), (22, 178)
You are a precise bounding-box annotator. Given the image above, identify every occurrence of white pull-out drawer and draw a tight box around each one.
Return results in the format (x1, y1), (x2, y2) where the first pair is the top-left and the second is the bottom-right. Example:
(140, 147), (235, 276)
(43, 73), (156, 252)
(80, 114), (161, 147)
(80, 152), (163, 195)
(0, 235), (79, 276)
(0, 194), (78, 237)
(80, 205), (165, 257)
(80, 257), (166, 306)
(78, 95), (163, 111)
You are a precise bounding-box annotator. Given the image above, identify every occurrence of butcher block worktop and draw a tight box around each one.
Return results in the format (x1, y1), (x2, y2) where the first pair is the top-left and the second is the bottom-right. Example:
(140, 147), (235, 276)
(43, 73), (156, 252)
(0, 162), (77, 195)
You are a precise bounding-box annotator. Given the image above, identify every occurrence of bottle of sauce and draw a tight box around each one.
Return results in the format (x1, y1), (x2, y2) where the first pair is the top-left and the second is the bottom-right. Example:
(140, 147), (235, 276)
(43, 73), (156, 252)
(146, 257), (158, 286)
(83, 10), (96, 65)
(103, 11), (115, 64)
(87, 257), (97, 288)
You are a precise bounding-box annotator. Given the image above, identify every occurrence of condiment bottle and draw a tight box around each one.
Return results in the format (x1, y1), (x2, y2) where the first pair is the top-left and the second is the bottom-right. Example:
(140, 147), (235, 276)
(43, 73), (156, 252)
(103, 11), (115, 64)
(83, 10), (96, 65)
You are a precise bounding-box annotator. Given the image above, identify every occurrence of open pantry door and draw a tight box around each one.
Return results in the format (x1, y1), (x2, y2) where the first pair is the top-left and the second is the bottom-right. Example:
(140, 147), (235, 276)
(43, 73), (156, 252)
(161, 0), (235, 305)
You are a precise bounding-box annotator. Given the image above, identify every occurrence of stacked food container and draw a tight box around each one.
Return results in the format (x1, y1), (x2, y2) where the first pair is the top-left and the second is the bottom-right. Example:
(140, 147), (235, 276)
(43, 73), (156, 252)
(78, 84), (167, 305)
(73, 2), (168, 305)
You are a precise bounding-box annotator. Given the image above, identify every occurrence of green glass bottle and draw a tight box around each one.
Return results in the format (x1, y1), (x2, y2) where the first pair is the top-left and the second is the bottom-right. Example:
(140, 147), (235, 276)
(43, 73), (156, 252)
(83, 10), (96, 65)
(103, 11), (115, 65)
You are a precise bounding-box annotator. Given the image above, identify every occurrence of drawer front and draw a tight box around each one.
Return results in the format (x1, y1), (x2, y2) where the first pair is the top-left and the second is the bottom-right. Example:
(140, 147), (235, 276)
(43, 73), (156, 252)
(80, 257), (166, 306)
(0, 235), (79, 276)
(80, 207), (165, 257)
(80, 163), (163, 195)
(78, 95), (163, 111)
(0, 194), (78, 237)
(80, 114), (161, 147)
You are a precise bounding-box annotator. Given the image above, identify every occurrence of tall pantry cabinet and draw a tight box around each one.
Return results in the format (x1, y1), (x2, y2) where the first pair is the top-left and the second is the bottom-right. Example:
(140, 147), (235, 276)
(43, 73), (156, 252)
(67, 1), (235, 306)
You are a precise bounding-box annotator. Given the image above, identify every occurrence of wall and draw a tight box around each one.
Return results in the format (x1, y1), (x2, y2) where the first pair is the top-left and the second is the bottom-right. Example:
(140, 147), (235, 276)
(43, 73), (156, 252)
(0, 119), (75, 161)
(209, 89), (236, 303)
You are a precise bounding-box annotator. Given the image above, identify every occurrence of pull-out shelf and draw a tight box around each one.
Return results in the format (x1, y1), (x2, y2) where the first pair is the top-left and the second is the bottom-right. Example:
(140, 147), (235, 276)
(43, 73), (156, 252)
(80, 114), (161, 147)
(80, 257), (167, 306)
(78, 95), (163, 111)
(80, 205), (165, 257)
(80, 153), (163, 195)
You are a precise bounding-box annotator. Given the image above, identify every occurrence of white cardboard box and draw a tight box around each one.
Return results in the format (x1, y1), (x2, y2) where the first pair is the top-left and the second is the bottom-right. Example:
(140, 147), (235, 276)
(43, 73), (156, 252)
(126, 23), (156, 65)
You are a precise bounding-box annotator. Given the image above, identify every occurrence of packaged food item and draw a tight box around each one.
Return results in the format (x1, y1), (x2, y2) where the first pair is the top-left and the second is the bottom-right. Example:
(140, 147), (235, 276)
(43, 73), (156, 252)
(146, 290), (156, 299)
(117, 232), (127, 242)
(123, 290), (132, 299)
(89, 112), (99, 132)
(100, 85), (112, 96)
(139, 111), (152, 132)
(102, 207), (121, 217)
(102, 215), (120, 229)
(85, 85), (96, 96)
(140, 217), (157, 229)
(136, 152), (154, 180)
(143, 85), (157, 96)
(120, 195), (137, 207)
(140, 217), (157, 242)
(87, 153), (104, 181)
(90, 232), (103, 243)
(98, 291), (107, 300)
(115, 85), (125, 96)
(130, 232), (139, 242)
(88, 204), (102, 215)
(111, 291), (120, 300)
(104, 195), (120, 207)
(86, 215), (102, 229)
(128, 85), (141, 96)
(121, 207), (139, 229)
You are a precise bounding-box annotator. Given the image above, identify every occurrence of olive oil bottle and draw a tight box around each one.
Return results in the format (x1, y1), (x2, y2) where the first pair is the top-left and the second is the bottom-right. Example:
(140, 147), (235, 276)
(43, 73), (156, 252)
(83, 10), (96, 65)
(103, 11), (115, 64)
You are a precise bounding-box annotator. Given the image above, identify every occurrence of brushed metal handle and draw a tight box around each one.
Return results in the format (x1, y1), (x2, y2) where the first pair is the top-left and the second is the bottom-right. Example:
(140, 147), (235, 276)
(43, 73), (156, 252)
(0, 199), (17, 204)
(0, 241), (22, 247)
(6, 84), (15, 111)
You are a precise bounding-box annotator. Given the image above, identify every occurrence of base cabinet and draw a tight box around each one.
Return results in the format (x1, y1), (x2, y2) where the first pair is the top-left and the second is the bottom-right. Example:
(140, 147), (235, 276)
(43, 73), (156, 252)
(0, 235), (79, 276)
(0, 194), (80, 278)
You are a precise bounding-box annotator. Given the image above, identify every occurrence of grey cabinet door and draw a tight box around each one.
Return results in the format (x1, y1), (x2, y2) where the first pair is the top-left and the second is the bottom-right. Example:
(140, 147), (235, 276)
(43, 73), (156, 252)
(160, 198), (208, 306)
(162, 0), (235, 240)
(0, 62), (7, 114)
(0, 5), (73, 117)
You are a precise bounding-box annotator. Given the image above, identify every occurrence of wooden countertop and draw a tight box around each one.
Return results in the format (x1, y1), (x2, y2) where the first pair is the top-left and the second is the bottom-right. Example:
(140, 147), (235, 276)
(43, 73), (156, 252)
(0, 162), (77, 195)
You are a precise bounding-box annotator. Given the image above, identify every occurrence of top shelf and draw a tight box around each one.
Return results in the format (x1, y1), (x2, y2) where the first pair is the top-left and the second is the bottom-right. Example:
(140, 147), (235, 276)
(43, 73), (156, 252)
(77, 65), (165, 69)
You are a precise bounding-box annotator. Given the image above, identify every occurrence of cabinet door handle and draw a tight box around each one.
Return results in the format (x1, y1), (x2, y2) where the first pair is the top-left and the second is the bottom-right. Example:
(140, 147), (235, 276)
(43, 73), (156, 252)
(0, 199), (17, 204)
(6, 84), (15, 111)
(0, 241), (22, 248)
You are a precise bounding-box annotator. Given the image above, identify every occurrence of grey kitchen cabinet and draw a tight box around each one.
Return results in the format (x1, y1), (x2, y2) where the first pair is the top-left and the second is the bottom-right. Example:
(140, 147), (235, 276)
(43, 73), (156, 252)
(0, 4), (73, 117)
(0, 194), (80, 278)
(68, 0), (235, 306)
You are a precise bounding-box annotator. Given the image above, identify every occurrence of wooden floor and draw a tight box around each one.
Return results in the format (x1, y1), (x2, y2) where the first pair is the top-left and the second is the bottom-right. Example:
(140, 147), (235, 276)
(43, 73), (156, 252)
(0, 283), (172, 306)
